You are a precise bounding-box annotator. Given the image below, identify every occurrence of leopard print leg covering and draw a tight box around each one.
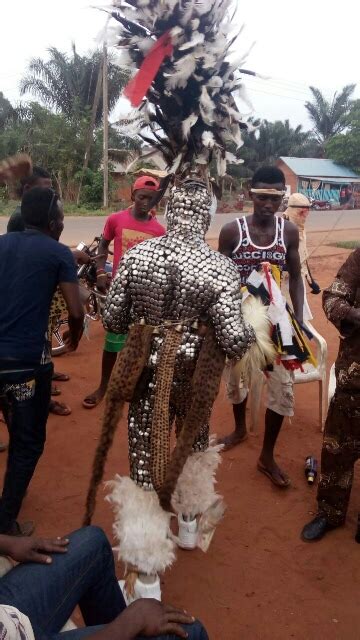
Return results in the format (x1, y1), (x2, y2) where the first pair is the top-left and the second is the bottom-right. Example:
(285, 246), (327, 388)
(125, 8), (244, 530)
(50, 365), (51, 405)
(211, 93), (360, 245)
(158, 328), (225, 511)
(83, 324), (154, 525)
(150, 327), (183, 492)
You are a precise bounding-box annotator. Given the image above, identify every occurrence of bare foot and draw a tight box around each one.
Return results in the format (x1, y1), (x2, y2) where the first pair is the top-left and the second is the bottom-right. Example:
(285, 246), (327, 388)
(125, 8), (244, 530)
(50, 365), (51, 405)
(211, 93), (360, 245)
(257, 458), (290, 488)
(82, 388), (105, 409)
(50, 400), (72, 416)
(217, 430), (248, 451)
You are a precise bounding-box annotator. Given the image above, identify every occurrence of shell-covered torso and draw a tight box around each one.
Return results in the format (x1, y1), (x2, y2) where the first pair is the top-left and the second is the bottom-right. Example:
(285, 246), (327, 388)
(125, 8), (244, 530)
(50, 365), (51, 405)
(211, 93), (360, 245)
(103, 181), (255, 362)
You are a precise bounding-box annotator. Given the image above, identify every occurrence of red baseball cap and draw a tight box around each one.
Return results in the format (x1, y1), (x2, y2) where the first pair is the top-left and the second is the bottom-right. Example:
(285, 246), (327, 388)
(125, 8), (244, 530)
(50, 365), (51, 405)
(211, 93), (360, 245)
(133, 176), (160, 192)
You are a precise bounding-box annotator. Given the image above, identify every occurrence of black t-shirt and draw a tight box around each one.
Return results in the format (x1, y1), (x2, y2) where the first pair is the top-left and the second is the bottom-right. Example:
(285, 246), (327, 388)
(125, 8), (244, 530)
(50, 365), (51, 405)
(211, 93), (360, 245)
(7, 205), (24, 233)
(0, 230), (78, 365)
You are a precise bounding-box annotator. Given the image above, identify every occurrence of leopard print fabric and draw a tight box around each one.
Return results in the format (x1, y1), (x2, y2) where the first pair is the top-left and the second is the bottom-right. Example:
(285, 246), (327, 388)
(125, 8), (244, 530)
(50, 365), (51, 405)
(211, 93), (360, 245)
(158, 327), (226, 511)
(48, 288), (67, 338)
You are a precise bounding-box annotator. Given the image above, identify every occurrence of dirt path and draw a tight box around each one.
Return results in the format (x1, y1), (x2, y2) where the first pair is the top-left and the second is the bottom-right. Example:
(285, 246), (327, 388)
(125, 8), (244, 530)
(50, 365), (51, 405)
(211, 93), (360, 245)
(1, 249), (360, 638)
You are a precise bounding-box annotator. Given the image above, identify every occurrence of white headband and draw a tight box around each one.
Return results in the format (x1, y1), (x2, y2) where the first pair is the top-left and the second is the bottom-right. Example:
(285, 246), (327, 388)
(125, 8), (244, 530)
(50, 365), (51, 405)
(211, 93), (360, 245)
(250, 188), (286, 196)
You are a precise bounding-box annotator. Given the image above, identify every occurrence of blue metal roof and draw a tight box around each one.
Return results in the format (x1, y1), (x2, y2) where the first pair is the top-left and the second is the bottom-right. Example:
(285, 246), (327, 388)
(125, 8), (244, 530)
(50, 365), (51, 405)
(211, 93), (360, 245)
(279, 157), (358, 179)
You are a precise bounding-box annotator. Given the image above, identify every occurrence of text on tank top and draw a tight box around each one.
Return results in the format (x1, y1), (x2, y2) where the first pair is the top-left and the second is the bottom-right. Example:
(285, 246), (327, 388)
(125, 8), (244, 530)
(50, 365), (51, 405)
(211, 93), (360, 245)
(231, 215), (287, 285)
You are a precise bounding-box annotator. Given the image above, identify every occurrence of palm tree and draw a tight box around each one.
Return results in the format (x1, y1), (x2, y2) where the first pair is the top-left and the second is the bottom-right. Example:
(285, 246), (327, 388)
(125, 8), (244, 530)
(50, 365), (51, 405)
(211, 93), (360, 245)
(305, 85), (356, 151)
(20, 44), (128, 124)
(236, 119), (317, 173)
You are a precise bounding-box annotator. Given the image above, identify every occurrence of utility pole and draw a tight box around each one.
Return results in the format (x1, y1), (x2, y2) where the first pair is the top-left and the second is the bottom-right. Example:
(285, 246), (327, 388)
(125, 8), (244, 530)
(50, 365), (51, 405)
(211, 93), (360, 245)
(76, 63), (103, 206)
(103, 39), (109, 208)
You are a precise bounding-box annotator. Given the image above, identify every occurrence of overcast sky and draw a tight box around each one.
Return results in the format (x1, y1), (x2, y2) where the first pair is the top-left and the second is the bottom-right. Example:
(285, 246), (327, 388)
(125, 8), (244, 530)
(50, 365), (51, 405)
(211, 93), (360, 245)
(1, 0), (359, 132)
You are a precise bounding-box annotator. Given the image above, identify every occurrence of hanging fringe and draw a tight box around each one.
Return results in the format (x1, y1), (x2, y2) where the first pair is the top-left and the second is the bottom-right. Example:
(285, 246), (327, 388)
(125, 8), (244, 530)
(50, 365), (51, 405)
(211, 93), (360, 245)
(83, 324), (154, 526)
(157, 328), (225, 511)
(150, 327), (183, 491)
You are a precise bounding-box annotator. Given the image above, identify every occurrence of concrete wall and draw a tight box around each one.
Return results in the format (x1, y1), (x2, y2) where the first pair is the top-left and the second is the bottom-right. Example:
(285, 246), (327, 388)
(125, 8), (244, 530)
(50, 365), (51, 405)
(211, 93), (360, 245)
(276, 159), (298, 193)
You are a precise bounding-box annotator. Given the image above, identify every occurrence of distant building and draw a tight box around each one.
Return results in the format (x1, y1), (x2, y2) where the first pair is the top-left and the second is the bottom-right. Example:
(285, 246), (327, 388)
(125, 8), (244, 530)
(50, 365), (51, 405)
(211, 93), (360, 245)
(108, 145), (167, 202)
(276, 157), (360, 203)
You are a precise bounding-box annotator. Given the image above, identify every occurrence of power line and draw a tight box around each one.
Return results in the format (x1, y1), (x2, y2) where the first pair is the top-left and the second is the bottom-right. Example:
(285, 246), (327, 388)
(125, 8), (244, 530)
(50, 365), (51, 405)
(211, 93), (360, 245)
(248, 87), (309, 103)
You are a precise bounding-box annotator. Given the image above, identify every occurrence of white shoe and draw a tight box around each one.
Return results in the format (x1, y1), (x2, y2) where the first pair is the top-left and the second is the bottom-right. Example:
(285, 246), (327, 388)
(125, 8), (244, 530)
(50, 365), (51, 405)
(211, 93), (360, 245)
(118, 576), (161, 604)
(178, 515), (198, 550)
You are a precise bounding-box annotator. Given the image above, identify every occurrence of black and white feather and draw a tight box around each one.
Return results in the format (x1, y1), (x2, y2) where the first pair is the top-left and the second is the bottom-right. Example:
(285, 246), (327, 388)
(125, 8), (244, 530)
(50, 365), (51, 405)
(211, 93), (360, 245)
(109, 0), (251, 177)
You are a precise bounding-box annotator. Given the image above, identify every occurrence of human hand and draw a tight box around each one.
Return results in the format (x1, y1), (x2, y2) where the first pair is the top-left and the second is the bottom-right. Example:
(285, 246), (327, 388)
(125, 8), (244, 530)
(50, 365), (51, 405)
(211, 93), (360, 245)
(347, 308), (360, 328)
(72, 250), (91, 265)
(62, 329), (81, 352)
(5, 536), (68, 564)
(121, 600), (194, 639)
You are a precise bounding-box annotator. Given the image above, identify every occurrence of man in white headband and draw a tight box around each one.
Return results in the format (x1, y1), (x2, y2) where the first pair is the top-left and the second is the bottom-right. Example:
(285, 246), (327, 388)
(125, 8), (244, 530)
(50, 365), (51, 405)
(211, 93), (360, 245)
(218, 166), (304, 488)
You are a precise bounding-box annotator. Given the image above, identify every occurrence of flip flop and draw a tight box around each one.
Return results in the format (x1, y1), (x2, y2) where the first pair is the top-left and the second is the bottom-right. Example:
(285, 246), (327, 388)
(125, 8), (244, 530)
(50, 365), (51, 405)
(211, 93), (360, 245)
(49, 401), (72, 416)
(51, 385), (61, 397)
(52, 372), (70, 382)
(257, 461), (291, 489)
(219, 432), (248, 452)
(82, 396), (103, 410)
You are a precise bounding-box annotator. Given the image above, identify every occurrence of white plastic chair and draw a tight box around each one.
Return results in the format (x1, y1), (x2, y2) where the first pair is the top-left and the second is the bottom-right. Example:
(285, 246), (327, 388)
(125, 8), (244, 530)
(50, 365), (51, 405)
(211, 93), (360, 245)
(328, 362), (336, 405)
(249, 320), (328, 433)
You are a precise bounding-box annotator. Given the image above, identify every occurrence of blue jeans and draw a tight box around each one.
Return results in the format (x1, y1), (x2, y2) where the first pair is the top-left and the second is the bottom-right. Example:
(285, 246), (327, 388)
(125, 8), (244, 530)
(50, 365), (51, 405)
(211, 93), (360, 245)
(0, 362), (53, 532)
(0, 526), (209, 640)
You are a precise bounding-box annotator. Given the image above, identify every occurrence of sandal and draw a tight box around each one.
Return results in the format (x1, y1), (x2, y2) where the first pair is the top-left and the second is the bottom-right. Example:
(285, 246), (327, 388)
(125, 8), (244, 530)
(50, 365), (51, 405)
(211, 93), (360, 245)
(52, 372), (70, 382)
(82, 393), (104, 409)
(49, 400), (72, 416)
(51, 385), (61, 397)
(257, 461), (291, 488)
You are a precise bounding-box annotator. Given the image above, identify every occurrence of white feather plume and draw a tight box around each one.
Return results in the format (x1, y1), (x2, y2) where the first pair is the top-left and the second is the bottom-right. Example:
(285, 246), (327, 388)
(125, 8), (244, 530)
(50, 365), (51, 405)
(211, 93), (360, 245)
(107, 476), (176, 574)
(182, 113), (198, 138)
(226, 151), (244, 164)
(108, 0), (255, 176)
(202, 131), (215, 148)
(179, 31), (205, 50)
(164, 54), (197, 90)
(230, 295), (275, 387)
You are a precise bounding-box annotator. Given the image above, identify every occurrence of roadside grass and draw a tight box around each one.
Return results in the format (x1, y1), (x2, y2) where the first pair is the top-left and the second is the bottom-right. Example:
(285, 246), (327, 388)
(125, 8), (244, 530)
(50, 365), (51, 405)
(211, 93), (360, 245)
(0, 199), (115, 217)
(331, 240), (360, 250)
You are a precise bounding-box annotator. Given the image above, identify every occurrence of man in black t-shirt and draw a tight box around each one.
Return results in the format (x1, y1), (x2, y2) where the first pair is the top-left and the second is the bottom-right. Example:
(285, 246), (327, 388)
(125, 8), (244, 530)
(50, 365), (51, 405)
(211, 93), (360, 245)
(6, 166), (52, 233)
(0, 187), (84, 536)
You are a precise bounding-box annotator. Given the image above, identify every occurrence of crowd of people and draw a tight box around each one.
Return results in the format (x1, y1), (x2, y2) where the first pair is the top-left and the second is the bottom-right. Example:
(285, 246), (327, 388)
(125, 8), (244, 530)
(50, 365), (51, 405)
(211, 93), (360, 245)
(0, 160), (359, 638)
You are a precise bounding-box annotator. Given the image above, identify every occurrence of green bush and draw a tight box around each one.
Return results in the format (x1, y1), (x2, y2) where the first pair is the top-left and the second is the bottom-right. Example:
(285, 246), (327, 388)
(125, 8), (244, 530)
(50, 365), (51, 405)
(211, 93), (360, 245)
(75, 168), (116, 207)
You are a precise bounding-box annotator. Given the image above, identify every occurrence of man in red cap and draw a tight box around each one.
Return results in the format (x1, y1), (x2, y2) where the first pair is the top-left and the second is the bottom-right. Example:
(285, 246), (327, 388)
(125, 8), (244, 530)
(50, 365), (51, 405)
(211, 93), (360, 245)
(83, 176), (165, 408)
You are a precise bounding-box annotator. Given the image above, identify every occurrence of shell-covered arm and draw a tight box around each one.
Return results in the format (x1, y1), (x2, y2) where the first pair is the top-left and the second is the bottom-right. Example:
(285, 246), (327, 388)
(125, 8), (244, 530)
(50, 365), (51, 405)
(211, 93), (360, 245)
(102, 254), (132, 334)
(322, 248), (360, 330)
(208, 264), (256, 360)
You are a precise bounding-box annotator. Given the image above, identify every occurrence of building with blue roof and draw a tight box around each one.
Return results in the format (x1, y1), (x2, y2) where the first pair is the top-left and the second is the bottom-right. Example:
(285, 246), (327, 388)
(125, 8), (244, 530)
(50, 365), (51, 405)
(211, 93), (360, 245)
(276, 156), (360, 204)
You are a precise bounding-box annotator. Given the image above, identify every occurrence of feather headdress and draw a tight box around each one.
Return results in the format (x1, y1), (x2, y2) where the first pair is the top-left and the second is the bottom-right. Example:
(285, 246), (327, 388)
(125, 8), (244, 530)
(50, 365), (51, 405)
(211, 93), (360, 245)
(109, 0), (251, 178)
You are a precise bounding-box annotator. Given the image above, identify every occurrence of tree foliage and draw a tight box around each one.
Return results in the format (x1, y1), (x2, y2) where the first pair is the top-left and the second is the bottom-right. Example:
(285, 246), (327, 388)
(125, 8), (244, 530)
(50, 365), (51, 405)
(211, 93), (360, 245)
(326, 100), (360, 174)
(227, 119), (319, 180)
(305, 84), (356, 150)
(20, 44), (128, 124)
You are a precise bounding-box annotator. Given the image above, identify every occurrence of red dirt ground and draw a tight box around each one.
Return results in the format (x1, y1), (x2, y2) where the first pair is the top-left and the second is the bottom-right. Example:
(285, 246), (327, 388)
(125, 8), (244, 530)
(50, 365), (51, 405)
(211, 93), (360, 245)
(1, 248), (360, 639)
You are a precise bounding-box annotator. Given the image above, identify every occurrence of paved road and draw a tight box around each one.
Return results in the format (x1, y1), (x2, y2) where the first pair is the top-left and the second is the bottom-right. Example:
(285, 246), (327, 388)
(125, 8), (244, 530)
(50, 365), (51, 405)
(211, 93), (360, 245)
(1, 209), (359, 246)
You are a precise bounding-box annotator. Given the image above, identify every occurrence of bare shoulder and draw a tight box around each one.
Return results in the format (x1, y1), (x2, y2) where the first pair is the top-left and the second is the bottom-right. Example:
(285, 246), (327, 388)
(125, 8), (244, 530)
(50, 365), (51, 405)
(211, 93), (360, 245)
(282, 218), (299, 244)
(218, 218), (240, 255)
(219, 219), (239, 235)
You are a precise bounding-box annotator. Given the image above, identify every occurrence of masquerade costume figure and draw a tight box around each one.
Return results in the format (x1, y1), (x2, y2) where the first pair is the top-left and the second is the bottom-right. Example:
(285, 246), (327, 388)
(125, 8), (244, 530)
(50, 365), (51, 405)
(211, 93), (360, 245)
(302, 249), (360, 542)
(84, 0), (273, 602)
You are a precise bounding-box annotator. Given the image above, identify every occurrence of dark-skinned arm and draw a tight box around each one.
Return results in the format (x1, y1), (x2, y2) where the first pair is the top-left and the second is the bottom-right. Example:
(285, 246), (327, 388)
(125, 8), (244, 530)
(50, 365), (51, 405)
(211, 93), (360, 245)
(59, 281), (84, 351)
(218, 220), (239, 256)
(285, 221), (304, 325)
(96, 236), (111, 292)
